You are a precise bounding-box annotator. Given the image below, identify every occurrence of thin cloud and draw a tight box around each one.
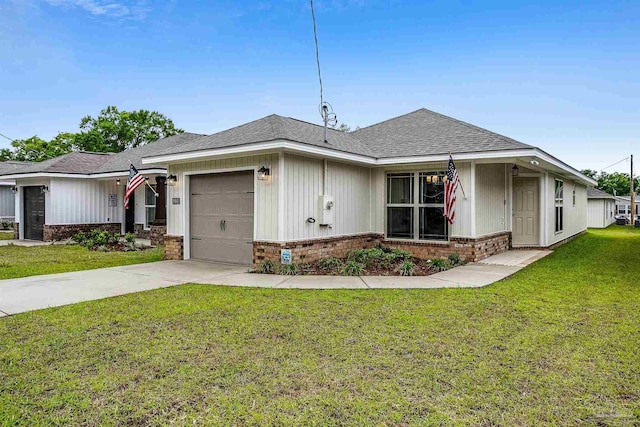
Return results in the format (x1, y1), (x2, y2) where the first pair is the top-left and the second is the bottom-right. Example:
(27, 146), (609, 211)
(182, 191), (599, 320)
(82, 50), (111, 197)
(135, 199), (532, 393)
(42, 0), (150, 20)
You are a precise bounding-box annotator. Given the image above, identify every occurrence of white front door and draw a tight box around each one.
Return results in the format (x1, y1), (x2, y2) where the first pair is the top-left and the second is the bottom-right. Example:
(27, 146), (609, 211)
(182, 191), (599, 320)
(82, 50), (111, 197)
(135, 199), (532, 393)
(512, 177), (539, 246)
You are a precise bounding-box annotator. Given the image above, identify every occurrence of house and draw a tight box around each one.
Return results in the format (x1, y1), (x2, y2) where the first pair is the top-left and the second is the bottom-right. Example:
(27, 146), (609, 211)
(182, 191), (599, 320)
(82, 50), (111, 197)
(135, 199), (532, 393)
(587, 187), (616, 228)
(614, 195), (639, 220)
(0, 133), (204, 242)
(0, 161), (32, 224)
(139, 108), (596, 267)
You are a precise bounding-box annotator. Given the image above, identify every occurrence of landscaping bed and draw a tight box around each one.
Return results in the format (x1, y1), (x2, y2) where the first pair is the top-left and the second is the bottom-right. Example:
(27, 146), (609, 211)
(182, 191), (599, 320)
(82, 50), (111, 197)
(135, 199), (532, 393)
(73, 229), (149, 252)
(256, 246), (462, 276)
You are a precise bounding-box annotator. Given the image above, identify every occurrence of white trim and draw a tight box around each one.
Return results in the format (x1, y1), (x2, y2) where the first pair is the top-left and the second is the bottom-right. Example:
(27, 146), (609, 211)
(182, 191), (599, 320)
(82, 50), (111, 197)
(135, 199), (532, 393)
(470, 160), (476, 238)
(2, 169), (167, 180)
(277, 152), (285, 241)
(183, 166), (258, 261)
(255, 231), (380, 244)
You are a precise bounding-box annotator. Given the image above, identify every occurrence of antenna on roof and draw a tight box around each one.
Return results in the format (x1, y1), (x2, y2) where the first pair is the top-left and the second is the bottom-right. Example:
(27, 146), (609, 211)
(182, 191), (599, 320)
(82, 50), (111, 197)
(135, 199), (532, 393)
(310, 0), (337, 143)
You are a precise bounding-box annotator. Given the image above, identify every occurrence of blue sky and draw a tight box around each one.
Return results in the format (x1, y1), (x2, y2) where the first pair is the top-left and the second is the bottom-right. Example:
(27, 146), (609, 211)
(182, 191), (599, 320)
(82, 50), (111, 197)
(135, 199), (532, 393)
(1, 0), (638, 173)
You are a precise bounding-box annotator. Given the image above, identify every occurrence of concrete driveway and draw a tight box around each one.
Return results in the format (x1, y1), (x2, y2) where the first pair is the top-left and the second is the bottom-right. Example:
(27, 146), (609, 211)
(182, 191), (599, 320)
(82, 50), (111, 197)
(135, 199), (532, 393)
(0, 250), (551, 316)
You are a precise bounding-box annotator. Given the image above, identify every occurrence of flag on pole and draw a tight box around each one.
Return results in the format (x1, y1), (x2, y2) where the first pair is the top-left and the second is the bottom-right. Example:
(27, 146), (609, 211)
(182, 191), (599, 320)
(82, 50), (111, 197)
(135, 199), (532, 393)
(124, 164), (145, 210)
(444, 154), (459, 225)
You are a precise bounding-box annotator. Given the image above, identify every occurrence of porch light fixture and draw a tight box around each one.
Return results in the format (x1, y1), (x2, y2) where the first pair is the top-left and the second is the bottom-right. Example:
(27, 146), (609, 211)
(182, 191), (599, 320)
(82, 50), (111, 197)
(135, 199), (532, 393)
(116, 179), (121, 186)
(10, 186), (17, 194)
(512, 165), (519, 177)
(257, 165), (270, 181)
(166, 174), (178, 186)
(40, 185), (49, 193)
(530, 159), (540, 166)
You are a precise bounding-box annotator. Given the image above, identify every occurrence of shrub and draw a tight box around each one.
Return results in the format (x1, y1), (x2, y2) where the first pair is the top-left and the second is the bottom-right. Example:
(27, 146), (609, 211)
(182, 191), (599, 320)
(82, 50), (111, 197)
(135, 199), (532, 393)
(318, 257), (343, 271)
(392, 248), (413, 260)
(342, 260), (364, 276)
(277, 263), (300, 276)
(258, 259), (275, 274)
(73, 231), (87, 244)
(397, 260), (415, 276)
(448, 252), (461, 266)
(430, 258), (449, 272)
(124, 232), (136, 244)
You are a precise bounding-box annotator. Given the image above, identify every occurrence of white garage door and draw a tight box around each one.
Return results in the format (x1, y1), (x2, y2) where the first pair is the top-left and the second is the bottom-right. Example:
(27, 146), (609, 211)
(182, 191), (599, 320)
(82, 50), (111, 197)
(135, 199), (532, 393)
(189, 171), (254, 265)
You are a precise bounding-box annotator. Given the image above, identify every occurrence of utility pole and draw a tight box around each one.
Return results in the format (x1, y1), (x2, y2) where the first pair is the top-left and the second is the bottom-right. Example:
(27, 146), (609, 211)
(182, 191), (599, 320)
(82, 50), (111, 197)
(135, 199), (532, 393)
(631, 154), (636, 224)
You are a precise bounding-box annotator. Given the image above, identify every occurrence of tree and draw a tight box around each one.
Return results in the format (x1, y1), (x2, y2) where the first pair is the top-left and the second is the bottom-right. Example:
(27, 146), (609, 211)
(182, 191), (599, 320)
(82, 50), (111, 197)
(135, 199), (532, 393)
(9, 135), (72, 162)
(580, 169), (598, 179)
(336, 123), (359, 132)
(74, 106), (184, 152)
(596, 172), (639, 197)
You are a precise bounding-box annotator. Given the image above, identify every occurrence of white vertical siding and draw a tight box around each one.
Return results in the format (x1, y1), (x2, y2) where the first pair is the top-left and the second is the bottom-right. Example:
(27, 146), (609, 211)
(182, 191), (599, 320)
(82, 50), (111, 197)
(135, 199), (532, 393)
(546, 174), (587, 245)
(372, 161), (472, 238)
(283, 154), (371, 240)
(48, 178), (122, 225)
(0, 186), (15, 218)
(475, 163), (508, 237)
(166, 154), (279, 241)
(587, 199), (616, 228)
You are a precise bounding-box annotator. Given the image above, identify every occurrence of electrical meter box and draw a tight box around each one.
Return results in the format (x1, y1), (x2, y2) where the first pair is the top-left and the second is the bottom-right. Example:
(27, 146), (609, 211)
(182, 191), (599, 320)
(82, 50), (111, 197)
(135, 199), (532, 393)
(318, 195), (334, 226)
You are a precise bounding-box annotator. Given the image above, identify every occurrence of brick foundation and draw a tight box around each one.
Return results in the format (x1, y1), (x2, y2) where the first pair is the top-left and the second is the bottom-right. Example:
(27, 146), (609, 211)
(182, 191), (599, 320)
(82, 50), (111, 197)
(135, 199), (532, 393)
(134, 224), (150, 239)
(43, 223), (121, 241)
(13, 222), (19, 240)
(253, 231), (512, 268)
(164, 235), (184, 260)
(150, 224), (167, 246)
(383, 232), (511, 263)
(253, 233), (383, 267)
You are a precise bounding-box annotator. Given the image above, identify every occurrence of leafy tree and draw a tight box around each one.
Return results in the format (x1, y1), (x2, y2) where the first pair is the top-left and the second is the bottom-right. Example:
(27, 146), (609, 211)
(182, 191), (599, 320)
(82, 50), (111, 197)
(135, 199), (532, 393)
(74, 106), (183, 152)
(336, 123), (359, 132)
(580, 169), (598, 179)
(9, 135), (72, 162)
(582, 169), (639, 196)
(0, 148), (14, 161)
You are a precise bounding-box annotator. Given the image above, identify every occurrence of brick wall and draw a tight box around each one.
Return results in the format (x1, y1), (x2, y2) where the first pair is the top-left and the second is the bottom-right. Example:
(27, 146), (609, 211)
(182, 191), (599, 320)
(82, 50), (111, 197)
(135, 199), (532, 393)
(164, 235), (184, 260)
(150, 225), (167, 246)
(43, 223), (121, 241)
(134, 224), (150, 239)
(252, 231), (511, 268)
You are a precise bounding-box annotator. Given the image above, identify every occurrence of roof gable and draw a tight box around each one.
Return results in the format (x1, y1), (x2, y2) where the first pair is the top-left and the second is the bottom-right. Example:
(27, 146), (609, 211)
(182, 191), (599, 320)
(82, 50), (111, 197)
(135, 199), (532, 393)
(587, 187), (615, 199)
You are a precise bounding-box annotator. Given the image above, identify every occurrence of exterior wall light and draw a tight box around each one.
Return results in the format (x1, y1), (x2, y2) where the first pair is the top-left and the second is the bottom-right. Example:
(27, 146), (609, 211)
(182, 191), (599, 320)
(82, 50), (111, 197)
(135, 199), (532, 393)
(116, 179), (121, 186)
(257, 165), (270, 181)
(10, 186), (18, 194)
(512, 165), (519, 177)
(530, 159), (540, 166)
(166, 174), (178, 186)
(41, 185), (49, 193)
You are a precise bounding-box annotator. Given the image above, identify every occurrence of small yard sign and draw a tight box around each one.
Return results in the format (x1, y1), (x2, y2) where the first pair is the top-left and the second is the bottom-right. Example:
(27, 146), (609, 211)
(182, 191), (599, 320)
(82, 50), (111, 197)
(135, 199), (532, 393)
(281, 249), (292, 265)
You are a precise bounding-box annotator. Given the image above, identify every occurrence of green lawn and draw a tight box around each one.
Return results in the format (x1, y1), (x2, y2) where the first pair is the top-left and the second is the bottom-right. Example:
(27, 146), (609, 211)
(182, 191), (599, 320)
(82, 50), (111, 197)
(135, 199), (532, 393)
(0, 245), (163, 280)
(0, 231), (14, 240)
(1, 227), (639, 426)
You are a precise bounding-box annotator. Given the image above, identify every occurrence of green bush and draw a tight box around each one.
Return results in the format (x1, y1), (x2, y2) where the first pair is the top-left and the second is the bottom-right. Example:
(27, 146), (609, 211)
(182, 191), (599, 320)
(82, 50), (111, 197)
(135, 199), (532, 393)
(430, 258), (449, 272)
(448, 252), (461, 266)
(397, 260), (415, 276)
(318, 257), (344, 271)
(258, 259), (275, 274)
(342, 260), (365, 276)
(277, 263), (300, 276)
(392, 248), (413, 260)
(124, 232), (136, 244)
(73, 231), (87, 244)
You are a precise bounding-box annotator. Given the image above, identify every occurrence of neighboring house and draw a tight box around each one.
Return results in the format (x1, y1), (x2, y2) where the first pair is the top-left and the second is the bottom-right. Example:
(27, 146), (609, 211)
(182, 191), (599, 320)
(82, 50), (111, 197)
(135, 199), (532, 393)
(614, 195), (639, 220)
(0, 133), (204, 241)
(587, 187), (616, 228)
(140, 108), (596, 267)
(0, 161), (32, 223)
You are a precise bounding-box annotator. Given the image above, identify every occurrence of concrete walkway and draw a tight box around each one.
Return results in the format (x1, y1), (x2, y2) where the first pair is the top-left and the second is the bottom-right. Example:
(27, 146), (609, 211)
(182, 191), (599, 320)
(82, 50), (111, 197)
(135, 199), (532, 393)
(0, 250), (551, 316)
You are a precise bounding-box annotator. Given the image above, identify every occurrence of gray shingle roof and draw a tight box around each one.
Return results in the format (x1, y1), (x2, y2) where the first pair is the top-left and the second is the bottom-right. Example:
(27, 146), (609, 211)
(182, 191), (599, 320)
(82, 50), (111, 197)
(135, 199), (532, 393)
(0, 161), (32, 175)
(147, 109), (533, 160)
(587, 187), (615, 199)
(149, 115), (374, 158)
(351, 108), (533, 158)
(0, 133), (205, 176)
(93, 132), (206, 173)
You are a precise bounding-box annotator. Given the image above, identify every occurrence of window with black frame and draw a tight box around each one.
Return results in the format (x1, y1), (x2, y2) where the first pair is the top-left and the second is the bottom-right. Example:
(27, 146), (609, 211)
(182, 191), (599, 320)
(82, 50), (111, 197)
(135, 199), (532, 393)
(555, 179), (563, 233)
(386, 172), (448, 241)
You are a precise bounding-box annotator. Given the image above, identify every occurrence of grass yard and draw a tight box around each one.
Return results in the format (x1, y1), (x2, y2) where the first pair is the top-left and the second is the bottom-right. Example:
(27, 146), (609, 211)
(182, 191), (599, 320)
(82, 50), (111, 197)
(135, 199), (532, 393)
(0, 231), (14, 240)
(1, 227), (639, 426)
(0, 245), (163, 280)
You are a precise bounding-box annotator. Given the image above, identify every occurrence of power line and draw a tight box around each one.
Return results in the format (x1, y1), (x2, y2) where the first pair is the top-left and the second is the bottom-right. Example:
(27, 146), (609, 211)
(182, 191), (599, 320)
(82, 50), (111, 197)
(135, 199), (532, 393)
(601, 156), (630, 172)
(310, 0), (323, 108)
(0, 132), (14, 142)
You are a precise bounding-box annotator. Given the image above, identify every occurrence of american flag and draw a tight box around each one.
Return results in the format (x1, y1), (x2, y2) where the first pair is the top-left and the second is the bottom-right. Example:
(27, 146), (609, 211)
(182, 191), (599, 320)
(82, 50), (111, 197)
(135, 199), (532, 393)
(124, 164), (145, 210)
(444, 155), (459, 225)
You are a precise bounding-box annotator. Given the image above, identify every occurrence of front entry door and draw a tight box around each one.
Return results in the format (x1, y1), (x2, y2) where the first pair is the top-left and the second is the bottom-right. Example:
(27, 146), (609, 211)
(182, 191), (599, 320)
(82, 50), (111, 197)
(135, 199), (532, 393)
(125, 191), (135, 234)
(512, 177), (539, 246)
(24, 186), (45, 241)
